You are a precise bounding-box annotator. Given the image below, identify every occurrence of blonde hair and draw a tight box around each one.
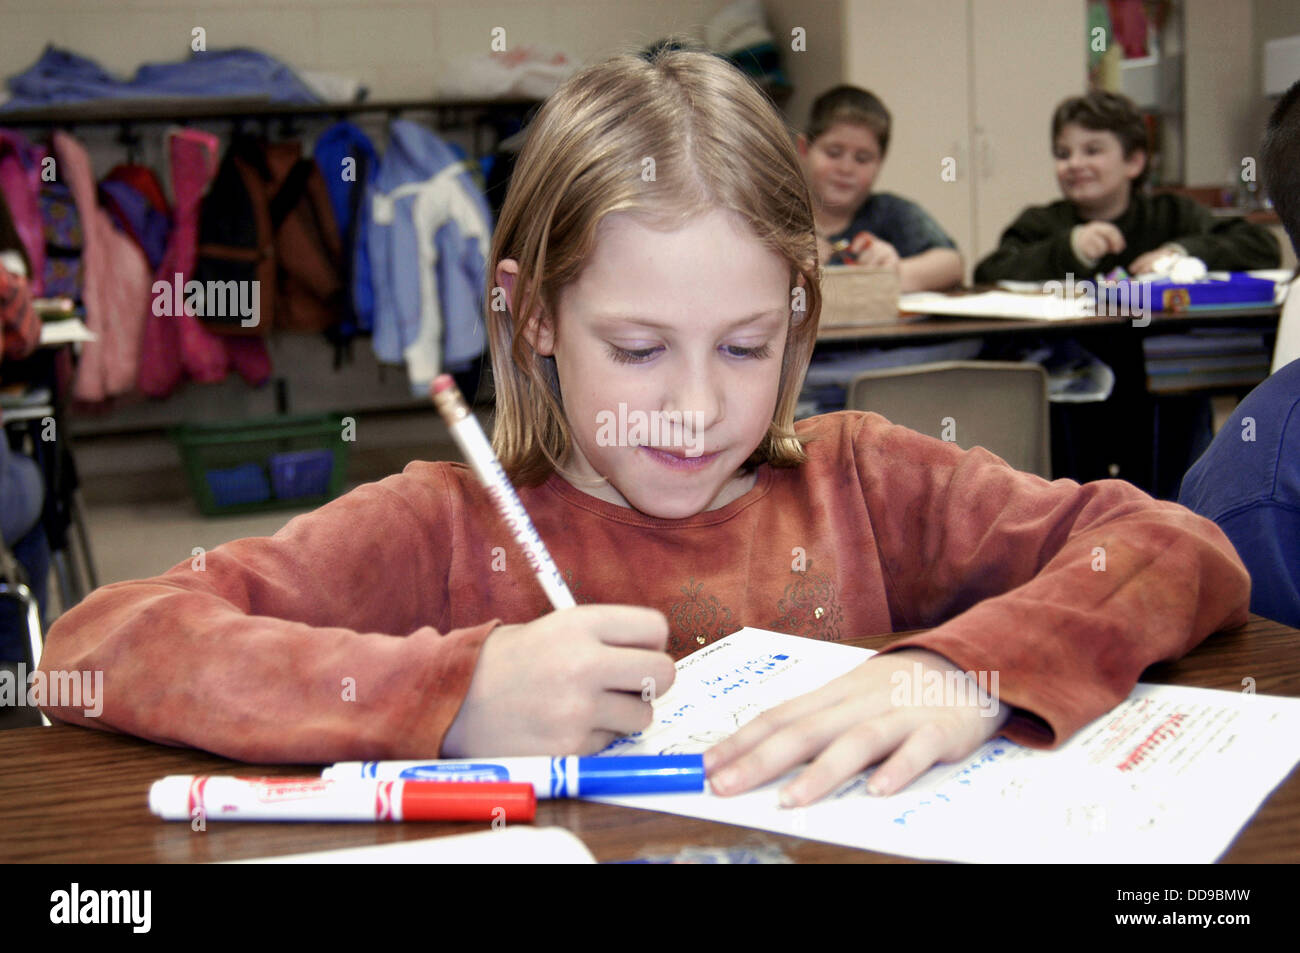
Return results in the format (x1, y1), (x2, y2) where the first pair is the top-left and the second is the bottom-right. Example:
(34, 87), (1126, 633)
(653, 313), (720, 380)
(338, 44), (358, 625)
(488, 48), (822, 486)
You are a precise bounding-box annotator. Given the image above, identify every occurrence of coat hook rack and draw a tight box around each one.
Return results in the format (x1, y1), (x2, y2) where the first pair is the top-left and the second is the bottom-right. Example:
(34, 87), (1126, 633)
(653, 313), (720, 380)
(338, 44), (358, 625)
(117, 121), (142, 164)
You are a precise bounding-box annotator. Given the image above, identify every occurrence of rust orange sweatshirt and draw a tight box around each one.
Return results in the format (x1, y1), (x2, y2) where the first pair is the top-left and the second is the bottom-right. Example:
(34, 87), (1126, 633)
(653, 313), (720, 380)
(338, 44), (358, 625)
(37, 411), (1250, 761)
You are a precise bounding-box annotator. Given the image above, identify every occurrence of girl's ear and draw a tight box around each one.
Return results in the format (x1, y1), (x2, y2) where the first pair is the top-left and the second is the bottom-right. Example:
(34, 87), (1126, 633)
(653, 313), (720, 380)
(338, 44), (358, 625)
(496, 258), (556, 355)
(795, 133), (810, 158)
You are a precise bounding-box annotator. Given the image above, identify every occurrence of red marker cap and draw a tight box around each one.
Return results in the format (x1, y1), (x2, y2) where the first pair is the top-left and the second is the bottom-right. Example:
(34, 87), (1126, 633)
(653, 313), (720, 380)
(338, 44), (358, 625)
(431, 373), (456, 396)
(399, 780), (537, 822)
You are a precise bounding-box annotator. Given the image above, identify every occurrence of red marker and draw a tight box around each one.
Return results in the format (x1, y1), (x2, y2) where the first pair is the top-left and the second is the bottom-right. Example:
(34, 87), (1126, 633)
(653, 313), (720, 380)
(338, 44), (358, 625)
(148, 775), (536, 823)
(831, 232), (874, 264)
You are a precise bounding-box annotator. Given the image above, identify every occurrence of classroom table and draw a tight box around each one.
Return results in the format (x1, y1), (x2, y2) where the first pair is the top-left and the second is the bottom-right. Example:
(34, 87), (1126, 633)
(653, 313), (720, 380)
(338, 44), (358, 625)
(1, 614), (1297, 864)
(816, 304), (1283, 499)
(816, 303), (1282, 346)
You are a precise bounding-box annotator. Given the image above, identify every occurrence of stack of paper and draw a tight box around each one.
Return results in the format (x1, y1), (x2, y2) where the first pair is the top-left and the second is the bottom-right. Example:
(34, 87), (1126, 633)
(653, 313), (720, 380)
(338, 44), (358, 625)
(900, 291), (1094, 320)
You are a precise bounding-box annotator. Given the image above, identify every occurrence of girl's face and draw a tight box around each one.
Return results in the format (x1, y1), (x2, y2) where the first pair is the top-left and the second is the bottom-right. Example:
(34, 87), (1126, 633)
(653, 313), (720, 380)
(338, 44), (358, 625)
(516, 209), (791, 519)
(799, 121), (883, 217)
(1053, 123), (1146, 216)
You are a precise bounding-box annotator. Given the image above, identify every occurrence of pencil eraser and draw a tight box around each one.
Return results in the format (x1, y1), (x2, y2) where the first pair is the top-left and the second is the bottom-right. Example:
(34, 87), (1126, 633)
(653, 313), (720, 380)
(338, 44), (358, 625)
(432, 374), (455, 395)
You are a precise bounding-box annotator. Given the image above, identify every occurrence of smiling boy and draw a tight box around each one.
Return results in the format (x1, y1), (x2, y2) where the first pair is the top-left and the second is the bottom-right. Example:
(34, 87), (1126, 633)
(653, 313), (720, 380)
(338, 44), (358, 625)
(798, 86), (964, 292)
(974, 90), (1279, 282)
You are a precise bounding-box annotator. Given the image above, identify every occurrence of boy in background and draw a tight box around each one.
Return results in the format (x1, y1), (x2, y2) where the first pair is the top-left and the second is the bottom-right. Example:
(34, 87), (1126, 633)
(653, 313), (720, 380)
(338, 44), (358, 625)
(975, 90), (1279, 282)
(798, 86), (963, 292)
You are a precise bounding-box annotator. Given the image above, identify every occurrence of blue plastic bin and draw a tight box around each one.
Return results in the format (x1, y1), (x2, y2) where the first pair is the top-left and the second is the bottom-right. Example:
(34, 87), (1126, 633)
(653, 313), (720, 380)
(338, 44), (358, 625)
(204, 463), (272, 507)
(270, 449), (335, 500)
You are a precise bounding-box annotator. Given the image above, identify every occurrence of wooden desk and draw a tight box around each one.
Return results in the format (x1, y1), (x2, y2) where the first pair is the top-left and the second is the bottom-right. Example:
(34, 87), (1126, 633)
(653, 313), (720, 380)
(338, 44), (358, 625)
(816, 304), (1280, 346)
(816, 305), (1282, 498)
(2, 615), (1297, 864)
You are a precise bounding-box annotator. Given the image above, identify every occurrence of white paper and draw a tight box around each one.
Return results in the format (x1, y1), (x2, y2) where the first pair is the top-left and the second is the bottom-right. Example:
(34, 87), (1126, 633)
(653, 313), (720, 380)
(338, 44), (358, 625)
(39, 318), (95, 345)
(590, 628), (1300, 863)
(227, 826), (596, 864)
(900, 290), (1094, 320)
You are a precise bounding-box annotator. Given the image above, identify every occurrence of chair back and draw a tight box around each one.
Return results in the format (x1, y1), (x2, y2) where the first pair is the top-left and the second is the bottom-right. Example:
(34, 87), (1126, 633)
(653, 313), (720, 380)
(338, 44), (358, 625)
(846, 360), (1052, 478)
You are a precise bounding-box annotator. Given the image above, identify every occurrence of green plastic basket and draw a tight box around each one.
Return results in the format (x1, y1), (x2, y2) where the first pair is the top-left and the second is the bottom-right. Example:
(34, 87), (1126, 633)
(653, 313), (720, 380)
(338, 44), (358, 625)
(172, 413), (352, 517)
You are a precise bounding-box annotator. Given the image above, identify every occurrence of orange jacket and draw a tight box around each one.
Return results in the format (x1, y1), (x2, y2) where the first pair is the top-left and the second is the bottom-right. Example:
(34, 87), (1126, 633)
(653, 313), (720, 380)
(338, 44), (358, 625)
(38, 412), (1250, 761)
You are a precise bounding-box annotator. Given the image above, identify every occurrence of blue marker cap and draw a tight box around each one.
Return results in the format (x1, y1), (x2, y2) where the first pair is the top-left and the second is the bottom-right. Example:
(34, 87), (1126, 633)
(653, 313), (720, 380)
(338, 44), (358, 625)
(576, 755), (705, 796)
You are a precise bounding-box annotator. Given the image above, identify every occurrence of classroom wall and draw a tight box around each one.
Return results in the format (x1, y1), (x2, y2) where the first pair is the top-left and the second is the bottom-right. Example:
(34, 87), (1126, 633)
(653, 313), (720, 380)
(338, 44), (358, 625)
(841, 0), (1086, 272)
(1251, 0), (1300, 141)
(764, 0), (845, 138)
(1184, 0), (1257, 186)
(1252, 0), (1300, 93)
(841, 0), (977, 263)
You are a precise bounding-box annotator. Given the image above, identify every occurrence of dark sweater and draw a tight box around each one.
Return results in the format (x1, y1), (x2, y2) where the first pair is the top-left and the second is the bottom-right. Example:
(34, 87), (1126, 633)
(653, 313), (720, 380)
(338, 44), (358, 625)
(826, 192), (957, 263)
(974, 193), (1280, 283)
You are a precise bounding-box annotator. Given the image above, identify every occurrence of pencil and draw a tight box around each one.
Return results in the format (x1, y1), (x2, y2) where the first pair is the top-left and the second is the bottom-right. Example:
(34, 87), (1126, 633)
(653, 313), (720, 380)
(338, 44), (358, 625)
(430, 374), (577, 610)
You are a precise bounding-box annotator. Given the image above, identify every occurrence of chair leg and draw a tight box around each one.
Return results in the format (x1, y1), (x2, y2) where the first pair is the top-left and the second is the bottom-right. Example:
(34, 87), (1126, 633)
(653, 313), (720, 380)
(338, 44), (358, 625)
(52, 550), (77, 612)
(0, 582), (51, 727)
(70, 489), (99, 591)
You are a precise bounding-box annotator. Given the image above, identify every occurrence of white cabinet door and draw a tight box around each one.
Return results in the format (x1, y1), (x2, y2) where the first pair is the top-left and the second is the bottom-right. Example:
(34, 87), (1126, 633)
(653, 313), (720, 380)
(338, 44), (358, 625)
(969, 0), (1087, 262)
(843, 0), (975, 270)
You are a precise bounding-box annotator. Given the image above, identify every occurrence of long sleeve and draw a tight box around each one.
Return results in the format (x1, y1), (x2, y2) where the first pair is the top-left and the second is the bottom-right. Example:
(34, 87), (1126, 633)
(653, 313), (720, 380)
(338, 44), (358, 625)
(36, 462), (499, 763)
(853, 416), (1250, 747)
(829, 193), (958, 262)
(1165, 198), (1281, 271)
(1179, 359), (1300, 627)
(973, 203), (1091, 283)
(975, 194), (1281, 283)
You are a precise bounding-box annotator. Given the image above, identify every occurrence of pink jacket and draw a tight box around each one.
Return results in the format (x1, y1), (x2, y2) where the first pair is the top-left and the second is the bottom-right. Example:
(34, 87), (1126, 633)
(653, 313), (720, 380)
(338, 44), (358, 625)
(54, 131), (152, 402)
(0, 130), (46, 294)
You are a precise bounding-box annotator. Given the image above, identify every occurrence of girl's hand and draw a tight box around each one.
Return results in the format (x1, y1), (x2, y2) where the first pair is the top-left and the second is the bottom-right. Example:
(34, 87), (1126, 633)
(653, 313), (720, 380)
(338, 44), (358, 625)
(442, 605), (676, 757)
(703, 647), (1010, 806)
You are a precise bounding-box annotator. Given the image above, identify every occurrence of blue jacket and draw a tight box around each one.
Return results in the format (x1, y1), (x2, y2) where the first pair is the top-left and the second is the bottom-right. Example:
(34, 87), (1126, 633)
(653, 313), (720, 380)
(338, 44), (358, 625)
(1179, 358), (1300, 626)
(313, 121), (379, 336)
(2, 46), (320, 110)
(364, 120), (489, 390)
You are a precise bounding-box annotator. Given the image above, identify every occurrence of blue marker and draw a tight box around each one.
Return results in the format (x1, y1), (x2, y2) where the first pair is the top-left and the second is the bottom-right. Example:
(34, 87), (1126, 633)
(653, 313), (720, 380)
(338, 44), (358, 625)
(321, 755), (705, 799)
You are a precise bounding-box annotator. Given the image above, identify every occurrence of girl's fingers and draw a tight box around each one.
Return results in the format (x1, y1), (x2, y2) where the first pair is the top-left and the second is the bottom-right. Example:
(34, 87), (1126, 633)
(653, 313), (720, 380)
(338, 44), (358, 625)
(594, 689), (656, 737)
(600, 646), (676, 696)
(779, 709), (916, 806)
(708, 705), (859, 797)
(703, 696), (816, 775)
(703, 664), (869, 774)
(790, 707), (1003, 800)
(856, 720), (955, 798)
(583, 729), (620, 754)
